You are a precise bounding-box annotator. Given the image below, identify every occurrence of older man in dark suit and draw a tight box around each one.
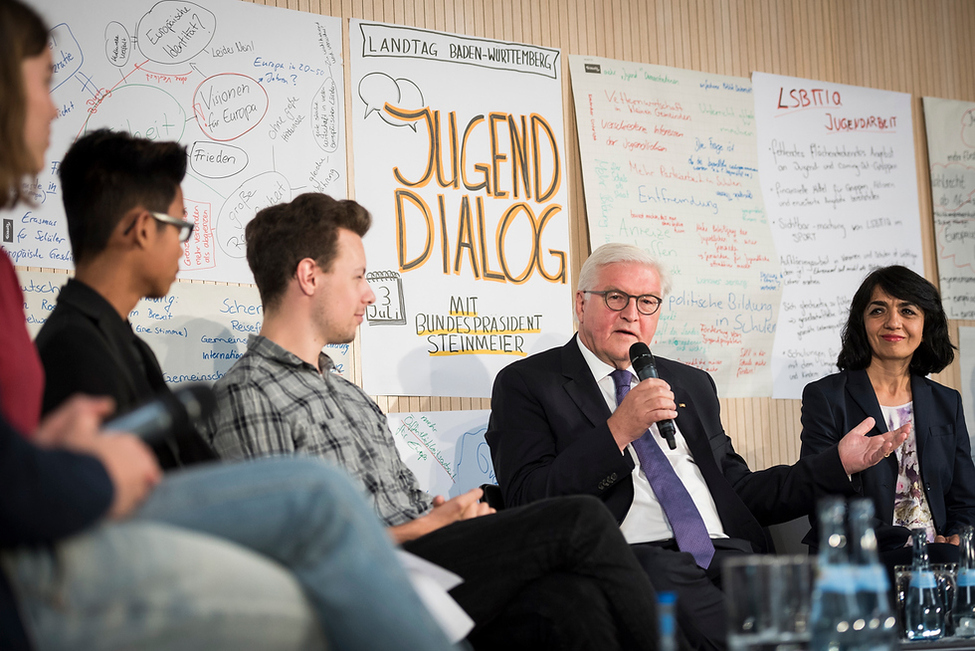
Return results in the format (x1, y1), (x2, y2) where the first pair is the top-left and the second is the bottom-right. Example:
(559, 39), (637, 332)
(486, 242), (909, 650)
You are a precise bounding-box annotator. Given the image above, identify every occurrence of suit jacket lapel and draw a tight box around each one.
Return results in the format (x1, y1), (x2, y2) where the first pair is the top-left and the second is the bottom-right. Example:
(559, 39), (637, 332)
(664, 367), (768, 549)
(847, 368), (898, 495)
(560, 335), (613, 427)
(653, 365), (719, 479)
(61, 281), (143, 398)
(847, 369), (887, 433)
(559, 336), (636, 523)
(668, 379), (715, 471)
(910, 374), (933, 464)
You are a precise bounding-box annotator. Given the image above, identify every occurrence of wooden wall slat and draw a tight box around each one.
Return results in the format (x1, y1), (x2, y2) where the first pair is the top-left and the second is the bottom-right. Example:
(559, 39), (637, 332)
(962, 1), (975, 98)
(751, 0), (765, 75)
(767, 0), (783, 78)
(686, 0), (701, 72)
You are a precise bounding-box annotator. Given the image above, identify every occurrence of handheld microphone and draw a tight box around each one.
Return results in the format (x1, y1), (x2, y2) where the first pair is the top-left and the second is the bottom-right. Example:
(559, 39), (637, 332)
(104, 383), (216, 447)
(628, 342), (677, 450)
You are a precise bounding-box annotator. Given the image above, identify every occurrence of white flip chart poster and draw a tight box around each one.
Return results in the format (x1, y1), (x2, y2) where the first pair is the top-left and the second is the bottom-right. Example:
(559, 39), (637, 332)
(923, 97), (975, 319)
(753, 72), (923, 398)
(568, 56), (780, 397)
(351, 20), (573, 398)
(18, 269), (352, 382)
(387, 410), (494, 499)
(3, 0), (345, 284)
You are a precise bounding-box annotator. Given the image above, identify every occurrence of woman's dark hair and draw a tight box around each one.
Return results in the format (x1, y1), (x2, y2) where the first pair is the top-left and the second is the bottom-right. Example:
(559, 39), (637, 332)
(0, 0), (49, 208)
(837, 265), (954, 374)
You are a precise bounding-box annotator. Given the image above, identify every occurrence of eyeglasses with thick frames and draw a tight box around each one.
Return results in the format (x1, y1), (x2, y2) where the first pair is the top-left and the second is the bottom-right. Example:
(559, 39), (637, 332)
(583, 290), (662, 316)
(122, 211), (195, 243)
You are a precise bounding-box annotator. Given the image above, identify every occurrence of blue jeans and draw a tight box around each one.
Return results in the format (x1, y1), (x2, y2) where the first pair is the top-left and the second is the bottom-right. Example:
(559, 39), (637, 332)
(4, 520), (324, 650)
(4, 457), (455, 651)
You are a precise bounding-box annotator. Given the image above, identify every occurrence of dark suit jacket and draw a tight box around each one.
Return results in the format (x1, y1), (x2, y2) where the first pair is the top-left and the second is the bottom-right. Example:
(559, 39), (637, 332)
(35, 279), (213, 468)
(800, 369), (975, 549)
(486, 336), (853, 553)
(37, 279), (166, 416)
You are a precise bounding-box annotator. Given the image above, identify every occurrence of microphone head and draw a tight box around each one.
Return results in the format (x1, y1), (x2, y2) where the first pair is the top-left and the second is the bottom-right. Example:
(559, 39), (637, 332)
(102, 383), (216, 448)
(173, 383), (216, 424)
(629, 342), (658, 381)
(629, 342), (651, 366)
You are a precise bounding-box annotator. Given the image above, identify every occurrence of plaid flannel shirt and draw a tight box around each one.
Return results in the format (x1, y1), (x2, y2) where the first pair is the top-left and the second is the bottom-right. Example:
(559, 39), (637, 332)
(208, 335), (432, 526)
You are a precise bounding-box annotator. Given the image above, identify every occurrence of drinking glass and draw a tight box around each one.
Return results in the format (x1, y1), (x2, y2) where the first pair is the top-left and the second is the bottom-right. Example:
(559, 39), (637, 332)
(724, 555), (813, 651)
(934, 563), (957, 636)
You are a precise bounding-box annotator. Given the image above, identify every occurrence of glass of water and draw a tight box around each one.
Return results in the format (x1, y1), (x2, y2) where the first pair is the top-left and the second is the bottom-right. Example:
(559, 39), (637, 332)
(724, 555), (813, 650)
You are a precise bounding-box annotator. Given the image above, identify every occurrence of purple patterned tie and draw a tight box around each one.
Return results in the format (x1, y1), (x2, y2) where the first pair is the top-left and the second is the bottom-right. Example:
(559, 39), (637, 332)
(612, 369), (716, 569)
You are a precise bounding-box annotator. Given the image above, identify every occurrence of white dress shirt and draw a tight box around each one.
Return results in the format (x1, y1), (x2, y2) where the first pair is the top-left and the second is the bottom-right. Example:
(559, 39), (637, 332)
(576, 338), (728, 544)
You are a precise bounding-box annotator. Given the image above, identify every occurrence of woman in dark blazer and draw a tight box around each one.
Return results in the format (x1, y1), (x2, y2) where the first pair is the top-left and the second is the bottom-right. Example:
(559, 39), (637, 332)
(800, 265), (975, 563)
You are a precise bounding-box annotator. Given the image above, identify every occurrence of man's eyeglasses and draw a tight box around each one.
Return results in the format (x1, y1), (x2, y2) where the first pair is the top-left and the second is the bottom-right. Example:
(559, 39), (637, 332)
(122, 211), (195, 243)
(583, 290), (662, 316)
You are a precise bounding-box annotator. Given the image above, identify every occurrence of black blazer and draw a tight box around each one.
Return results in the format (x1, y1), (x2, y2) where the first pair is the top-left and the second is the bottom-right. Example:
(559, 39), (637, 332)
(35, 279), (214, 467)
(36, 279), (166, 416)
(800, 369), (975, 548)
(486, 336), (852, 553)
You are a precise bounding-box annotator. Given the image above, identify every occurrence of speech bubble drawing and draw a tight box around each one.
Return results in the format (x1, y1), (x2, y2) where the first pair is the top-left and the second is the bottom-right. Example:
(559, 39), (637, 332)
(104, 21), (131, 67)
(962, 108), (975, 149)
(137, 1), (215, 65)
(189, 141), (248, 178)
(82, 84), (186, 142)
(49, 23), (83, 92)
(311, 76), (339, 152)
(193, 73), (269, 142)
(358, 72), (396, 119)
(216, 171), (291, 259)
(394, 78), (423, 122)
(357, 72), (423, 131)
(930, 162), (975, 213)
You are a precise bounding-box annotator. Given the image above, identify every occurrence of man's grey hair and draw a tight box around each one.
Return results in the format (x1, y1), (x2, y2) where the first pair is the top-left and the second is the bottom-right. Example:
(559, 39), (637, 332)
(576, 243), (672, 297)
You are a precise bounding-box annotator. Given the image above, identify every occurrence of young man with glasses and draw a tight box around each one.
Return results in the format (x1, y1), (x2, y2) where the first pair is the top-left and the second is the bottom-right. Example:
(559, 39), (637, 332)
(122, 209), (195, 243)
(486, 242), (908, 650)
(35, 129), (213, 467)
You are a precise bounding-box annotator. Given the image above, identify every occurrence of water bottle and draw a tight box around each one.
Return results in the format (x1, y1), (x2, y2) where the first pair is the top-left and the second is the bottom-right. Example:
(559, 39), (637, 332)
(904, 528), (944, 640)
(658, 591), (677, 651)
(811, 497), (861, 651)
(954, 526), (975, 637)
(847, 498), (897, 650)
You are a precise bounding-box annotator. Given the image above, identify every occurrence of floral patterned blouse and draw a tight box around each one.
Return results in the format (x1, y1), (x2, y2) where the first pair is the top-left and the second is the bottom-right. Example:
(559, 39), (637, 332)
(882, 402), (936, 543)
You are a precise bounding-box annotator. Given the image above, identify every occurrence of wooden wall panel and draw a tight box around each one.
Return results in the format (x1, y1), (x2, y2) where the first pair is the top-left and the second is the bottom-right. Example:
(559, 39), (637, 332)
(24, 0), (975, 469)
